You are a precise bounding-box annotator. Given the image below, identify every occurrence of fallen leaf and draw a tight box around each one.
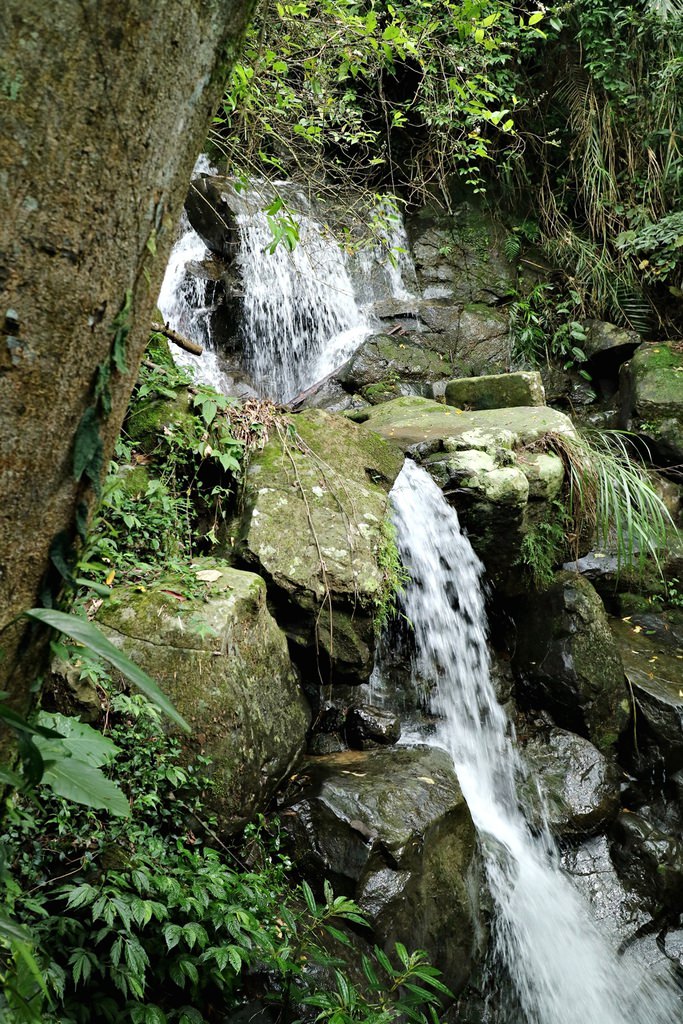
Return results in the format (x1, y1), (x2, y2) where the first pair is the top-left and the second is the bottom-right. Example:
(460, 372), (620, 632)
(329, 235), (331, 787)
(195, 569), (223, 583)
(417, 776), (435, 785)
(105, 569), (115, 586)
(632, 625), (642, 633)
(341, 771), (367, 777)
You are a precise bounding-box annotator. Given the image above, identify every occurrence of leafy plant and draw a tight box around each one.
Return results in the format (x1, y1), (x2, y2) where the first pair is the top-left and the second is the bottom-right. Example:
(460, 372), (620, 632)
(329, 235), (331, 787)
(517, 501), (570, 588)
(374, 518), (410, 634)
(507, 282), (590, 377)
(1, 692), (450, 1024)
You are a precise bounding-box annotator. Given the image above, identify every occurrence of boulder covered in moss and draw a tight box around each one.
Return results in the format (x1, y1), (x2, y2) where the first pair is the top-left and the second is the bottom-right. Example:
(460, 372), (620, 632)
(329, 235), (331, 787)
(619, 342), (683, 463)
(511, 572), (629, 751)
(337, 333), (452, 403)
(284, 746), (484, 994)
(98, 560), (310, 831)
(238, 409), (404, 684)
(445, 371), (545, 411)
(352, 396), (571, 584)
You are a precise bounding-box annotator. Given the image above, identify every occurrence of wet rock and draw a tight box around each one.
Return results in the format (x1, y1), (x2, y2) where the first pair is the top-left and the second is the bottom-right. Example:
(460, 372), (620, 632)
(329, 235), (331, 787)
(619, 342), (683, 463)
(44, 657), (101, 724)
(562, 836), (651, 944)
(445, 371), (545, 411)
(611, 811), (683, 911)
(184, 174), (240, 259)
(98, 561), (310, 830)
(511, 572), (629, 750)
(238, 409), (404, 684)
(284, 746), (483, 993)
(346, 705), (401, 749)
(523, 727), (620, 836)
(610, 617), (683, 764)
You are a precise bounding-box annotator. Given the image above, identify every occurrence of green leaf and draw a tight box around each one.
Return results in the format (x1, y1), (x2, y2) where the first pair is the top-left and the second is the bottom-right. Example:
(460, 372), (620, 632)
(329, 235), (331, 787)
(301, 880), (317, 915)
(24, 609), (190, 732)
(37, 712), (119, 768)
(0, 909), (34, 944)
(36, 745), (130, 816)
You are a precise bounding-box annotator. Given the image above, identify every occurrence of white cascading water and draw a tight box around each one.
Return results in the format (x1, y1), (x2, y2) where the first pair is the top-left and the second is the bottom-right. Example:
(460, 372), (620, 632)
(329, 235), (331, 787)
(234, 187), (370, 401)
(388, 459), (681, 1024)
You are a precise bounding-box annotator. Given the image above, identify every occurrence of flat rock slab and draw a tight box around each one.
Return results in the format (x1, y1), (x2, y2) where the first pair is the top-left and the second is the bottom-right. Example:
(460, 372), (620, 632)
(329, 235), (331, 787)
(284, 745), (482, 993)
(351, 396), (575, 451)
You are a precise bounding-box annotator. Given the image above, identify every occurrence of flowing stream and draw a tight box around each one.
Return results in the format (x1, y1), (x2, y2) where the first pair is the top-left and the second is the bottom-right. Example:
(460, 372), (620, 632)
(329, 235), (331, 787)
(388, 458), (681, 1024)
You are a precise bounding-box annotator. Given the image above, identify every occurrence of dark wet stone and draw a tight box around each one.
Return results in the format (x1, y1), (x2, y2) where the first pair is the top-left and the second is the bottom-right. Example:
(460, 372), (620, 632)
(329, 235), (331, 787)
(284, 745), (484, 993)
(346, 704), (401, 749)
(523, 727), (620, 836)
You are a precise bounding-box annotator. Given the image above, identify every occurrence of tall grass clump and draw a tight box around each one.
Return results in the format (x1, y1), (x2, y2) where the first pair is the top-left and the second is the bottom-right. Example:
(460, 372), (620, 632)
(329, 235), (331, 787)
(546, 430), (675, 574)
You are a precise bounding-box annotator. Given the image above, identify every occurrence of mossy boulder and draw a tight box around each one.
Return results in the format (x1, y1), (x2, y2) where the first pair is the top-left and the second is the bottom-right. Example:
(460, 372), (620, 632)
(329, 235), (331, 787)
(338, 333), (452, 403)
(351, 396), (571, 584)
(98, 560), (310, 831)
(124, 387), (196, 456)
(238, 409), (404, 684)
(445, 371), (545, 411)
(284, 746), (483, 993)
(619, 342), (683, 462)
(511, 572), (629, 751)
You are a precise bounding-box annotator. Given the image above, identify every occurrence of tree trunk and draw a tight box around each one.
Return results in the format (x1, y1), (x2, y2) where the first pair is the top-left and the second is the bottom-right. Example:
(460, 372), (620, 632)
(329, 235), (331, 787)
(0, 1), (253, 746)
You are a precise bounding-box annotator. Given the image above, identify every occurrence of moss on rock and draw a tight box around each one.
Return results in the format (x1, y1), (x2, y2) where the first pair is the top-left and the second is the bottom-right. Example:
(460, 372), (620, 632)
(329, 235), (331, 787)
(98, 559), (310, 831)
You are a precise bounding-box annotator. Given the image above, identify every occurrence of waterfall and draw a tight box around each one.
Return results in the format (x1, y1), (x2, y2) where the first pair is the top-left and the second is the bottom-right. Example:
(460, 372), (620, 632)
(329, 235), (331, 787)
(158, 170), (417, 401)
(234, 185), (370, 402)
(388, 459), (681, 1024)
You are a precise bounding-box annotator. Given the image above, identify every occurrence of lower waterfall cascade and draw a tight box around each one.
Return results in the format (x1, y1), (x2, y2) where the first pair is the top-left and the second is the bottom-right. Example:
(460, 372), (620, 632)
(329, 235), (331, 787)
(386, 459), (682, 1024)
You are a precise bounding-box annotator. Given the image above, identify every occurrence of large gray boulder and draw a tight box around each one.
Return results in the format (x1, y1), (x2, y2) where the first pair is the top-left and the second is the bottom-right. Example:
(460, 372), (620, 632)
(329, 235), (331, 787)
(619, 342), (683, 463)
(238, 409), (404, 684)
(337, 333), (452, 403)
(511, 572), (629, 751)
(285, 745), (484, 994)
(445, 371), (545, 411)
(98, 560), (310, 831)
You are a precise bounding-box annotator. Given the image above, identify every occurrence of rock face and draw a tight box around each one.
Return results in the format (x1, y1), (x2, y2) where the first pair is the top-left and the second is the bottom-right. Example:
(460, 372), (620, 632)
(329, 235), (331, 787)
(284, 746), (483, 993)
(184, 174), (240, 258)
(523, 727), (620, 836)
(583, 320), (640, 361)
(619, 342), (683, 462)
(337, 334), (452, 403)
(0, 0), (254, 735)
(238, 409), (404, 684)
(353, 396), (571, 582)
(98, 561), (310, 830)
(511, 572), (629, 750)
(408, 206), (516, 307)
(610, 616), (683, 766)
(445, 371), (545, 411)
(611, 811), (683, 910)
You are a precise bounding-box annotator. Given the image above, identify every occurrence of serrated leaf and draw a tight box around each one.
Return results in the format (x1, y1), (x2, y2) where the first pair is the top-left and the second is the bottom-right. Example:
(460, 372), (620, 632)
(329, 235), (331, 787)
(25, 609), (190, 732)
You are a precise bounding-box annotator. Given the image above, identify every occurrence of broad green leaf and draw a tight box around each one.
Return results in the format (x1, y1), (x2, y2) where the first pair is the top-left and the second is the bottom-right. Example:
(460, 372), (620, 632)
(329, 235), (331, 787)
(0, 910), (34, 944)
(37, 712), (119, 768)
(24, 609), (189, 732)
(36, 744), (130, 817)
